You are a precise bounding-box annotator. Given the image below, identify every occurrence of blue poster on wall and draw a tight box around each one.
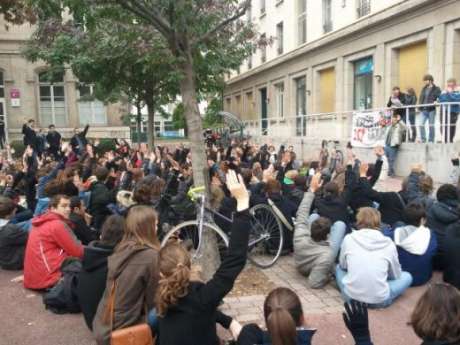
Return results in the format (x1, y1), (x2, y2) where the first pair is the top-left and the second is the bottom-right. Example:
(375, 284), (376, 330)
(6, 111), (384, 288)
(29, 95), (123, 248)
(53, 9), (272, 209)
(355, 58), (374, 76)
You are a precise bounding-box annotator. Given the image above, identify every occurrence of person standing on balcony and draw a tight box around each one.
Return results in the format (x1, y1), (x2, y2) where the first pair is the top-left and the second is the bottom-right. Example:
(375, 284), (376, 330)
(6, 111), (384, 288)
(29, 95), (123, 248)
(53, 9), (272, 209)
(438, 78), (460, 143)
(384, 113), (407, 177)
(418, 74), (441, 143)
(387, 86), (407, 118)
(404, 88), (417, 142)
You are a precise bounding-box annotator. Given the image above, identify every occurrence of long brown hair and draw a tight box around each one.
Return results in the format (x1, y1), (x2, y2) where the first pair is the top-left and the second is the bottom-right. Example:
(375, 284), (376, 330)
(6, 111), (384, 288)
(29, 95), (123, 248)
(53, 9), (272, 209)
(118, 205), (160, 250)
(410, 283), (460, 343)
(264, 287), (303, 345)
(155, 243), (191, 317)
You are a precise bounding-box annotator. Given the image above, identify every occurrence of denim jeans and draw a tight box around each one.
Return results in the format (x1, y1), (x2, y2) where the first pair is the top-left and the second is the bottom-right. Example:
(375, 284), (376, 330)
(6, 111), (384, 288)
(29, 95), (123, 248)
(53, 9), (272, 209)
(420, 110), (436, 142)
(384, 146), (398, 176)
(308, 214), (346, 259)
(335, 265), (413, 308)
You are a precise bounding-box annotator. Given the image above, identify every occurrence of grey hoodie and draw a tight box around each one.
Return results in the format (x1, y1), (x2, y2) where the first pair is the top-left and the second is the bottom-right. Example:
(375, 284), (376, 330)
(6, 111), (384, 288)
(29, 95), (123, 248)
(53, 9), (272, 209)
(339, 229), (402, 304)
(294, 192), (334, 289)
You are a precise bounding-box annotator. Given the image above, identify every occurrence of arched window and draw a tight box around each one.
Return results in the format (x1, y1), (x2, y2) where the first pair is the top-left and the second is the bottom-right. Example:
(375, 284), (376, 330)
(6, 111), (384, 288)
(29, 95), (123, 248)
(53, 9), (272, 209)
(39, 71), (67, 126)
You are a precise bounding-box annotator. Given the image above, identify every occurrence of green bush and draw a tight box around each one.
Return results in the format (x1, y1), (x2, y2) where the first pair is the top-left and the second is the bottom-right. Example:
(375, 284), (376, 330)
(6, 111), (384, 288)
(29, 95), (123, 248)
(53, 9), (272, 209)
(96, 138), (116, 154)
(10, 141), (26, 158)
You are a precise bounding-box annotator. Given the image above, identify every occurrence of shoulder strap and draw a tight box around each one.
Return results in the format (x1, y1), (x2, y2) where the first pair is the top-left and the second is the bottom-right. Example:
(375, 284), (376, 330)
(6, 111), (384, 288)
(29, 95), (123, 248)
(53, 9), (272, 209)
(396, 192), (406, 208)
(267, 198), (294, 232)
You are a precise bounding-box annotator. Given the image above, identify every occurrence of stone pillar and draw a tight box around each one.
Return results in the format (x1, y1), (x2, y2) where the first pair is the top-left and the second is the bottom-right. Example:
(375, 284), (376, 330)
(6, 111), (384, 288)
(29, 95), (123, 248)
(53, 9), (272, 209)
(430, 23), (446, 86)
(374, 43), (386, 108)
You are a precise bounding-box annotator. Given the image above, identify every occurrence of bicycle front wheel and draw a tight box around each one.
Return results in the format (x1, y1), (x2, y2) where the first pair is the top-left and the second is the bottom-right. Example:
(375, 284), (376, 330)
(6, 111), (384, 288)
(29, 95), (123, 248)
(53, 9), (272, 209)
(160, 220), (229, 262)
(249, 204), (284, 268)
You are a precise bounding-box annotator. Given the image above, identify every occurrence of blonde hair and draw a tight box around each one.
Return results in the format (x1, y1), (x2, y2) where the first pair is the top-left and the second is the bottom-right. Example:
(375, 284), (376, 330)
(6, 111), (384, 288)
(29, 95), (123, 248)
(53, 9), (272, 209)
(356, 207), (381, 230)
(119, 205), (160, 250)
(156, 243), (191, 317)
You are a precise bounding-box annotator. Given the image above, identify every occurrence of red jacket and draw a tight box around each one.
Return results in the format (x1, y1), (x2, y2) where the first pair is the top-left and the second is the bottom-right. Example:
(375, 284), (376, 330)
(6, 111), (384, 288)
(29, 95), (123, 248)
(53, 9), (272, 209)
(24, 212), (84, 290)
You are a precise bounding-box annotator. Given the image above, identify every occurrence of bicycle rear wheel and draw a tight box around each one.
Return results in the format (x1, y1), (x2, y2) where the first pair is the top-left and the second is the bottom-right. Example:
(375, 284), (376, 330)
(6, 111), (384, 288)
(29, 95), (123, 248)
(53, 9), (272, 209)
(248, 204), (284, 268)
(160, 220), (229, 262)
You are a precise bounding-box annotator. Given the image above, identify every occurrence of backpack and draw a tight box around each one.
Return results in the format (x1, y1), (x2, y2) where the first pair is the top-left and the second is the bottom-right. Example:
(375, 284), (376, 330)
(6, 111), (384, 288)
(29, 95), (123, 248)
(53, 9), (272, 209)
(43, 259), (82, 314)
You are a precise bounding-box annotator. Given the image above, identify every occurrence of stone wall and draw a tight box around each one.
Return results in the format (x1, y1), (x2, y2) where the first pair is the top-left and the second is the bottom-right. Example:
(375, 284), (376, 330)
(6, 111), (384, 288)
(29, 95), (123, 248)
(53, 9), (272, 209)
(250, 135), (458, 184)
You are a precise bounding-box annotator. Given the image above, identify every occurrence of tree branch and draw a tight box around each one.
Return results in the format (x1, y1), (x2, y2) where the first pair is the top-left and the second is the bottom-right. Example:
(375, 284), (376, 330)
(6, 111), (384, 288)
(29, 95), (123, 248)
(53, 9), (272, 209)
(115, 0), (173, 38)
(191, 0), (250, 47)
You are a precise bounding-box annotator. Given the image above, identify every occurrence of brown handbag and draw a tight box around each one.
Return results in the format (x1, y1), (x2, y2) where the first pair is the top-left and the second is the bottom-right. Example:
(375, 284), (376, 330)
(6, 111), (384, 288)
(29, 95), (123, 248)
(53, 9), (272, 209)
(108, 281), (155, 345)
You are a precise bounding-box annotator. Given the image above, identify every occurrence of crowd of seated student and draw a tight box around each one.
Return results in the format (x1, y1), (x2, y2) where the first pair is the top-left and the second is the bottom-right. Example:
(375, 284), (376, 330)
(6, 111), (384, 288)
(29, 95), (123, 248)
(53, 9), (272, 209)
(0, 135), (460, 345)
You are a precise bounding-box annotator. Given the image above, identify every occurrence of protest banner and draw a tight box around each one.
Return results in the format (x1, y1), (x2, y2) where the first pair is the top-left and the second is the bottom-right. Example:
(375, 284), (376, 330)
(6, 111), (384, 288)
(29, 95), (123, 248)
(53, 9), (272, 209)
(351, 110), (392, 147)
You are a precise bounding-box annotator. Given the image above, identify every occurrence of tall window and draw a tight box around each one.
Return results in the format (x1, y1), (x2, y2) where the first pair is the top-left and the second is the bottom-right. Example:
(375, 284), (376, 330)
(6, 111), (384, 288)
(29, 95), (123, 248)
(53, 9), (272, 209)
(260, 33), (267, 63)
(276, 22), (284, 55)
(295, 77), (307, 136)
(275, 83), (284, 118)
(357, 0), (371, 17)
(247, 54), (253, 69)
(39, 71), (67, 127)
(0, 71), (4, 99)
(323, 0), (333, 33)
(260, 0), (266, 15)
(78, 84), (107, 125)
(298, 0), (307, 45)
(247, 2), (252, 22)
(354, 58), (373, 110)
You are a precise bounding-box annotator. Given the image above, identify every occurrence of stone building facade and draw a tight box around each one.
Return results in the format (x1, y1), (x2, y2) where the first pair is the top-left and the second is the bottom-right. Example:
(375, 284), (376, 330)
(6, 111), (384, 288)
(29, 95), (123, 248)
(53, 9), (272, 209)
(0, 19), (130, 142)
(224, 0), (460, 139)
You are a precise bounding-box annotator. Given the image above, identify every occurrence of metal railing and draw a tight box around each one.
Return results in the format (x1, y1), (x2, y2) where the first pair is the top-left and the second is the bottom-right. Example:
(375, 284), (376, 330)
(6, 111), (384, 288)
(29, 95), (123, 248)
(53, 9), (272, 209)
(242, 102), (460, 144)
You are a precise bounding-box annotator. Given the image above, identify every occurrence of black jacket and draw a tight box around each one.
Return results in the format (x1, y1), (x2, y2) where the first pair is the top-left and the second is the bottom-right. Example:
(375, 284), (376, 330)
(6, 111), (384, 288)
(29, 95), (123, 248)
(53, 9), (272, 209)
(387, 93), (407, 117)
(70, 124), (89, 151)
(46, 131), (61, 150)
(313, 195), (350, 224)
(77, 241), (114, 330)
(443, 221), (460, 290)
(68, 213), (98, 245)
(419, 84), (441, 112)
(22, 124), (37, 148)
(157, 210), (250, 345)
(0, 222), (28, 270)
(347, 159), (383, 213)
(427, 199), (460, 269)
(89, 181), (115, 230)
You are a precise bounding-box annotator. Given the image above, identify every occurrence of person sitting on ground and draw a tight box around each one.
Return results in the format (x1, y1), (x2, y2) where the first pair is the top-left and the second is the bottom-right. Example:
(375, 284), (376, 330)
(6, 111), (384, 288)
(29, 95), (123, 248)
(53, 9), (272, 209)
(426, 183), (460, 270)
(23, 195), (83, 290)
(405, 164), (435, 211)
(78, 215), (125, 330)
(0, 196), (28, 270)
(384, 202), (437, 286)
(92, 206), (160, 345)
(443, 206), (460, 290)
(294, 173), (347, 289)
(410, 283), (460, 345)
(68, 196), (97, 245)
(312, 181), (350, 225)
(155, 170), (250, 345)
(336, 207), (412, 308)
(236, 287), (374, 345)
(88, 166), (115, 230)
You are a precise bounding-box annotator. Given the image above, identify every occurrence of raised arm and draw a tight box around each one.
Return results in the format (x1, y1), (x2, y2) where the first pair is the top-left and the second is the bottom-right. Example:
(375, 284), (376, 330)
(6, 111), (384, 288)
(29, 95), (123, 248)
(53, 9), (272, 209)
(197, 170), (250, 307)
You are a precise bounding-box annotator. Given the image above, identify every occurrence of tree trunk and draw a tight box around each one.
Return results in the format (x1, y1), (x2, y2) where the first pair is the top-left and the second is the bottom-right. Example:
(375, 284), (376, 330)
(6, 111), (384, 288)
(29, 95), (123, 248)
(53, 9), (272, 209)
(146, 100), (155, 149)
(179, 51), (220, 280)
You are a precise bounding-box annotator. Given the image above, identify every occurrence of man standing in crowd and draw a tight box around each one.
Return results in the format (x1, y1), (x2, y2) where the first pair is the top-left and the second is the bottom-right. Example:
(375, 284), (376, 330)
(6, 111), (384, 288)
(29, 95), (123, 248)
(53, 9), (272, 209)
(438, 78), (460, 143)
(46, 124), (62, 160)
(384, 113), (406, 177)
(71, 124), (90, 155)
(22, 119), (37, 150)
(419, 74), (441, 143)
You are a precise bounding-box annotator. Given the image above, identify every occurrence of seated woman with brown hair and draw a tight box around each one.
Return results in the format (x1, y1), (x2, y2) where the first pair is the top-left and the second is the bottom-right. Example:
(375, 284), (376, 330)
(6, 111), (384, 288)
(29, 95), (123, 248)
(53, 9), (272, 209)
(410, 283), (460, 345)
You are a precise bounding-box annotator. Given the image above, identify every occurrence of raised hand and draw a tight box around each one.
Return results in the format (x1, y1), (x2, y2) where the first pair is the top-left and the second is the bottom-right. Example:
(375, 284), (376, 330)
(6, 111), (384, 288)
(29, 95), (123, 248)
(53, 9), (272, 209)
(225, 169), (249, 212)
(359, 163), (369, 177)
(309, 172), (323, 193)
(343, 300), (371, 343)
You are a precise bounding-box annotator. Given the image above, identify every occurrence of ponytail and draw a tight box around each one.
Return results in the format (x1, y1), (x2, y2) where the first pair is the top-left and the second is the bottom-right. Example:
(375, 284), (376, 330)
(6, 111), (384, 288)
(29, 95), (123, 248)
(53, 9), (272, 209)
(264, 287), (304, 345)
(155, 243), (191, 317)
(266, 307), (297, 345)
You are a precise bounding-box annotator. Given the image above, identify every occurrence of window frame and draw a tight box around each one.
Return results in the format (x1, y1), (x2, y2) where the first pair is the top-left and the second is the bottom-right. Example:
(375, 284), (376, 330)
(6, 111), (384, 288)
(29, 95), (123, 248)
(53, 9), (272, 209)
(276, 22), (284, 55)
(322, 0), (333, 33)
(297, 0), (307, 45)
(38, 71), (68, 127)
(77, 84), (108, 126)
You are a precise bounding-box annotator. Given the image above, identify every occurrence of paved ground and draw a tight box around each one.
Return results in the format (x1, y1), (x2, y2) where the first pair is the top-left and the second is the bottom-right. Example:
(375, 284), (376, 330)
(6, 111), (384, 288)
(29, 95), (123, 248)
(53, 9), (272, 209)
(0, 176), (431, 345)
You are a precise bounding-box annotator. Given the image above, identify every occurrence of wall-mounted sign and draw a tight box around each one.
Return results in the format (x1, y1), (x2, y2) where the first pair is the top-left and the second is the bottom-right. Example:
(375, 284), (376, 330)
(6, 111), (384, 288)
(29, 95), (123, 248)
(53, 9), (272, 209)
(10, 88), (20, 107)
